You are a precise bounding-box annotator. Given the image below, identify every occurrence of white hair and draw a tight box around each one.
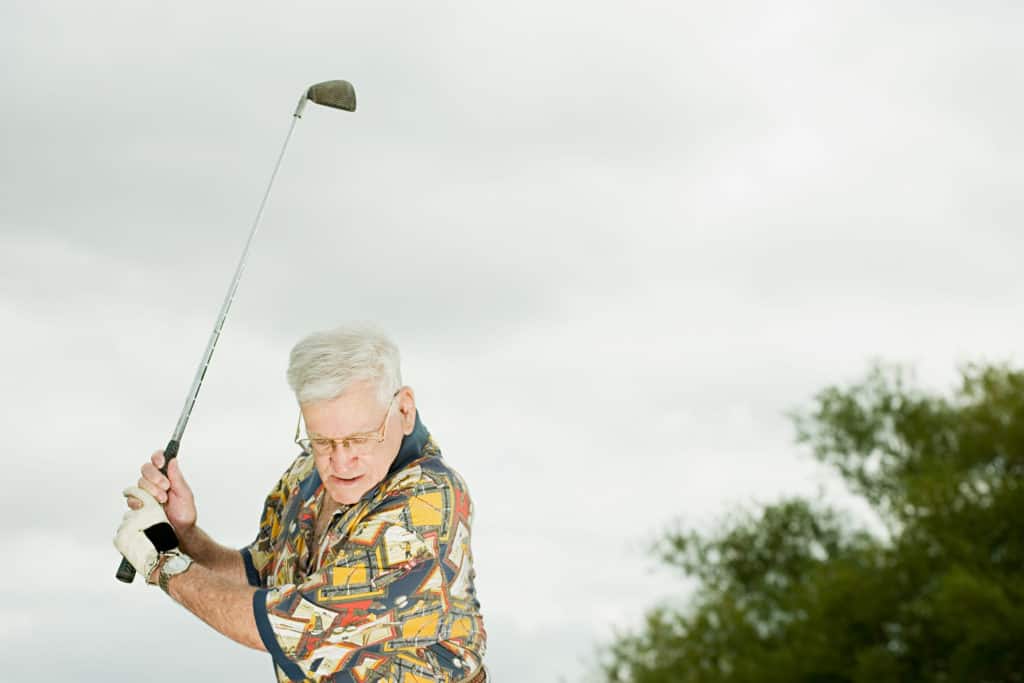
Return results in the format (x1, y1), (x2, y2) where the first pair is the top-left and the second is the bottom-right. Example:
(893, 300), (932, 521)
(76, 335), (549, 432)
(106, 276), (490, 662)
(287, 324), (402, 405)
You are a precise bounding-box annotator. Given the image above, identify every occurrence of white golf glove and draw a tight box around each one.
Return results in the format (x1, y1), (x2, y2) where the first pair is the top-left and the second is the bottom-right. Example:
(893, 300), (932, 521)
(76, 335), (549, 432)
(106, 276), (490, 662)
(114, 486), (179, 584)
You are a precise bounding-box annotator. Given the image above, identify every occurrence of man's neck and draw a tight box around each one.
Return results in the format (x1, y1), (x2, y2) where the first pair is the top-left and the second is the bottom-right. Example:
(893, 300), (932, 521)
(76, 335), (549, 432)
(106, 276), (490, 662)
(315, 495), (343, 540)
(320, 494), (343, 518)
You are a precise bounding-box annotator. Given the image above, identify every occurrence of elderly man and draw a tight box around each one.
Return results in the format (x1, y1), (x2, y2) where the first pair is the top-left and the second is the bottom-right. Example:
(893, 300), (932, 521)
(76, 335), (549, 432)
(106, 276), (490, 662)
(115, 326), (487, 682)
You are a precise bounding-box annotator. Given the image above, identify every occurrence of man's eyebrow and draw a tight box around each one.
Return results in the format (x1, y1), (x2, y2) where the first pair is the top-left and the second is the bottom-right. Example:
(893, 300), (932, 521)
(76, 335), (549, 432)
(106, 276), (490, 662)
(309, 424), (377, 438)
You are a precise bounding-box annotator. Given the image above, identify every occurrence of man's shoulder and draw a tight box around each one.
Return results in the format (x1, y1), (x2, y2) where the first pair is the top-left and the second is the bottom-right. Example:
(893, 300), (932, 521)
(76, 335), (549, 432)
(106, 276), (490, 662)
(271, 450), (318, 497)
(382, 447), (471, 500)
(369, 452), (475, 539)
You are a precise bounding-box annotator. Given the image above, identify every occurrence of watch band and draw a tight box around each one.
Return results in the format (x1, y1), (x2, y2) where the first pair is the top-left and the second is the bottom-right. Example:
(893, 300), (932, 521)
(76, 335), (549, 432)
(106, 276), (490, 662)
(158, 569), (173, 593)
(158, 560), (175, 593)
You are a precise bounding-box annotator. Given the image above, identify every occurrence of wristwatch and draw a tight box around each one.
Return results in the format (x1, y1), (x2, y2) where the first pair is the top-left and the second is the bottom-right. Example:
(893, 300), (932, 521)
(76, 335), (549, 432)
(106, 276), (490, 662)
(157, 549), (194, 593)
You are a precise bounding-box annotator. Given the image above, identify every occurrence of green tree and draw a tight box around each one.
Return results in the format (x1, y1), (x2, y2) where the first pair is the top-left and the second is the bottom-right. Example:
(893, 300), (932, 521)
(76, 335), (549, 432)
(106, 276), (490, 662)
(602, 364), (1024, 683)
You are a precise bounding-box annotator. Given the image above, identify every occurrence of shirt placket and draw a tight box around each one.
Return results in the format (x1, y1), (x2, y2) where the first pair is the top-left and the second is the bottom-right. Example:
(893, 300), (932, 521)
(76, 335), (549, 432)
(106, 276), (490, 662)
(295, 486), (321, 580)
(315, 499), (369, 570)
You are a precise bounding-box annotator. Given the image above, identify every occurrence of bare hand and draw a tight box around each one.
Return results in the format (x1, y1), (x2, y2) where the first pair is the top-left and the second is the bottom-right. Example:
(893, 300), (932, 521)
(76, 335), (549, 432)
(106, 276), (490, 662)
(127, 450), (198, 532)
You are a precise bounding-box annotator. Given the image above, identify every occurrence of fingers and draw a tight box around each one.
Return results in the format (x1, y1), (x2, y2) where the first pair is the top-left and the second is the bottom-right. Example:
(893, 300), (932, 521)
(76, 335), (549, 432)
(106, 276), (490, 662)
(122, 486), (158, 507)
(140, 456), (170, 504)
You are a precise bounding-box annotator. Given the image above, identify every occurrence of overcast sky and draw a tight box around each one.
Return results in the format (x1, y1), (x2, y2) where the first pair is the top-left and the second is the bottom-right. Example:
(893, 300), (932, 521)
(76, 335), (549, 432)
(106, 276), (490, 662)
(3, 1), (1023, 681)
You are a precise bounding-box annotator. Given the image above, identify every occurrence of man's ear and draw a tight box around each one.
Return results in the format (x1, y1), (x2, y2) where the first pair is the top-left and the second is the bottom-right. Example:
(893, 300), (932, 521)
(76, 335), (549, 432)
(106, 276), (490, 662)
(398, 386), (416, 434)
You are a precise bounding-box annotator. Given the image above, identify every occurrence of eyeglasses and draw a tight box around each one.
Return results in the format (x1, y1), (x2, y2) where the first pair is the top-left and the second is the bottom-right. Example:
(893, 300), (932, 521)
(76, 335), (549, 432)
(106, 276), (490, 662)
(294, 390), (399, 457)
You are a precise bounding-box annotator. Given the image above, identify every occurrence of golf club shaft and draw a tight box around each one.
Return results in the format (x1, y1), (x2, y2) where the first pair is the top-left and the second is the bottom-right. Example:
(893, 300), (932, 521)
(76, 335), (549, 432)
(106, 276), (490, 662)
(116, 113), (302, 584)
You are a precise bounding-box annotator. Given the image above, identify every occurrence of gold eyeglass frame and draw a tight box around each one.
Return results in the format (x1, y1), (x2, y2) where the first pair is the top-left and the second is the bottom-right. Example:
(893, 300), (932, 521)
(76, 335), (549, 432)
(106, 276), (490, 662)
(294, 390), (400, 456)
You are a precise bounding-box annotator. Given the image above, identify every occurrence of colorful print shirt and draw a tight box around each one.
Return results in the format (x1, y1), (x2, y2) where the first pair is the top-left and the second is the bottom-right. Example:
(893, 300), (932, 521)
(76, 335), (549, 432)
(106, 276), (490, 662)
(241, 413), (486, 682)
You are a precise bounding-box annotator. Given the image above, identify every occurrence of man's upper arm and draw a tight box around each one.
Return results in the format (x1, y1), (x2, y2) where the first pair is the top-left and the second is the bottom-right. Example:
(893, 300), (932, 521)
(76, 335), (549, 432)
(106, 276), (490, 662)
(241, 461), (300, 588)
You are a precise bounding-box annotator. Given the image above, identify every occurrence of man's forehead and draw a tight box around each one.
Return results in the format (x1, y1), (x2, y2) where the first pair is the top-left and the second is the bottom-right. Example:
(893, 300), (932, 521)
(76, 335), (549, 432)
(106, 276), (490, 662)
(302, 384), (386, 432)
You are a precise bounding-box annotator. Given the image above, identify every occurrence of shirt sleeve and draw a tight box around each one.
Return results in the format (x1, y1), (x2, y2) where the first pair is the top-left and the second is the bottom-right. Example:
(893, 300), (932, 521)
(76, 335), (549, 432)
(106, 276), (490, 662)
(240, 465), (295, 588)
(251, 483), (472, 681)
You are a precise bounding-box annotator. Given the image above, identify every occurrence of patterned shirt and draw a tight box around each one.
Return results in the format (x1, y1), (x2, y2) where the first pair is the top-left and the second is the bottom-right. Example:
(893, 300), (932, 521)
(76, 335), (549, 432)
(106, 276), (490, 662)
(242, 413), (486, 682)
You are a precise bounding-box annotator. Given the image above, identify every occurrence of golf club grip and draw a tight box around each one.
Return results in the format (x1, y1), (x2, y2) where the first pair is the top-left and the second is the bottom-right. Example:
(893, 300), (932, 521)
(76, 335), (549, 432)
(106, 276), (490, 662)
(115, 439), (181, 583)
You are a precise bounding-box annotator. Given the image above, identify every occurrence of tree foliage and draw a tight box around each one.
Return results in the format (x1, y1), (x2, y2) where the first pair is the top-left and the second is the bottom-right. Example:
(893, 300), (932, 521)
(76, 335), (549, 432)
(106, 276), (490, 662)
(601, 364), (1024, 683)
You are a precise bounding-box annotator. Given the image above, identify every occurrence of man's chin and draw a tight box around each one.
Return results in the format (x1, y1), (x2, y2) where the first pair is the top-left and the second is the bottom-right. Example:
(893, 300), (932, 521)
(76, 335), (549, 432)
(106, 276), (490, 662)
(326, 475), (369, 505)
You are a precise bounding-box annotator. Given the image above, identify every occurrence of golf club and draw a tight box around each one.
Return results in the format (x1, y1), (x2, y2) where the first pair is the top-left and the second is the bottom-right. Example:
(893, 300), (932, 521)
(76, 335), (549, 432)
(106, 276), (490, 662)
(116, 79), (357, 583)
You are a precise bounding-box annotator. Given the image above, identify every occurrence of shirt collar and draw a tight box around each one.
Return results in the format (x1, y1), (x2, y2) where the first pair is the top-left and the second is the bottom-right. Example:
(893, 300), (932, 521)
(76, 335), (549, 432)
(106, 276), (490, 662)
(387, 410), (430, 476)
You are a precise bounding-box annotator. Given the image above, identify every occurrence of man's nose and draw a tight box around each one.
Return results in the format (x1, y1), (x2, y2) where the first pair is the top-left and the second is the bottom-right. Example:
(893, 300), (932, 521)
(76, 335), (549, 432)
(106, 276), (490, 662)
(330, 446), (358, 469)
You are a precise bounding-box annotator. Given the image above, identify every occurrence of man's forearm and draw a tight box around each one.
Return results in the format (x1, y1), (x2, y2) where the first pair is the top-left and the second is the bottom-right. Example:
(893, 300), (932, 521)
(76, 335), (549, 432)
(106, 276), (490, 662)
(165, 561), (266, 651)
(177, 525), (248, 585)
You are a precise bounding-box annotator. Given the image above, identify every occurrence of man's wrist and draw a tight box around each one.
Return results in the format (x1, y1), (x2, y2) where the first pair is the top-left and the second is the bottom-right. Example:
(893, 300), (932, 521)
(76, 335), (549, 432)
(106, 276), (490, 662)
(144, 554), (163, 585)
(157, 549), (195, 593)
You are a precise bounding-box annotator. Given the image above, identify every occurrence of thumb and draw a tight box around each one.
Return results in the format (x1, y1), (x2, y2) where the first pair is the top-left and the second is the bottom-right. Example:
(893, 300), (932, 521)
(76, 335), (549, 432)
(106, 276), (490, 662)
(166, 458), (190, 491)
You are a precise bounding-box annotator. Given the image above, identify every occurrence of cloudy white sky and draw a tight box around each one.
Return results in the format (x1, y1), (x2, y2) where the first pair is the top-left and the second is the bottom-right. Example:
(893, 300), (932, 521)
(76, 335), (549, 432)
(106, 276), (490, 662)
(2, 1), (1022, 680)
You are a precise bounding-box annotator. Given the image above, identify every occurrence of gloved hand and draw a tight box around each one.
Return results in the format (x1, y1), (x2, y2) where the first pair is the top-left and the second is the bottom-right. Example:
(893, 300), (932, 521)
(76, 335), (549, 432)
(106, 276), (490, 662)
(114, 486), (180, 584)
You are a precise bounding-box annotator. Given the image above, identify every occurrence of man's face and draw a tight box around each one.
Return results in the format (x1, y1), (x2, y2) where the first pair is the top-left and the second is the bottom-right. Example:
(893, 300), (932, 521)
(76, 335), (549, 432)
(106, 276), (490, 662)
(300, 380), (414, 506)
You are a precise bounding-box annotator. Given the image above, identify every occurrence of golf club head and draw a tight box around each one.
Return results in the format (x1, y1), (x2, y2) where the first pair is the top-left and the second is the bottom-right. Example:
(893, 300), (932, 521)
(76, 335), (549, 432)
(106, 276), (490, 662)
(307, 80), (357, 112)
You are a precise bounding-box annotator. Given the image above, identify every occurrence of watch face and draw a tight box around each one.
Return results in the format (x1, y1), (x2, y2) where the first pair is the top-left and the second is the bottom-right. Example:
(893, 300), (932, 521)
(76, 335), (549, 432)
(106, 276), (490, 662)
(164, 554), (191, 575)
